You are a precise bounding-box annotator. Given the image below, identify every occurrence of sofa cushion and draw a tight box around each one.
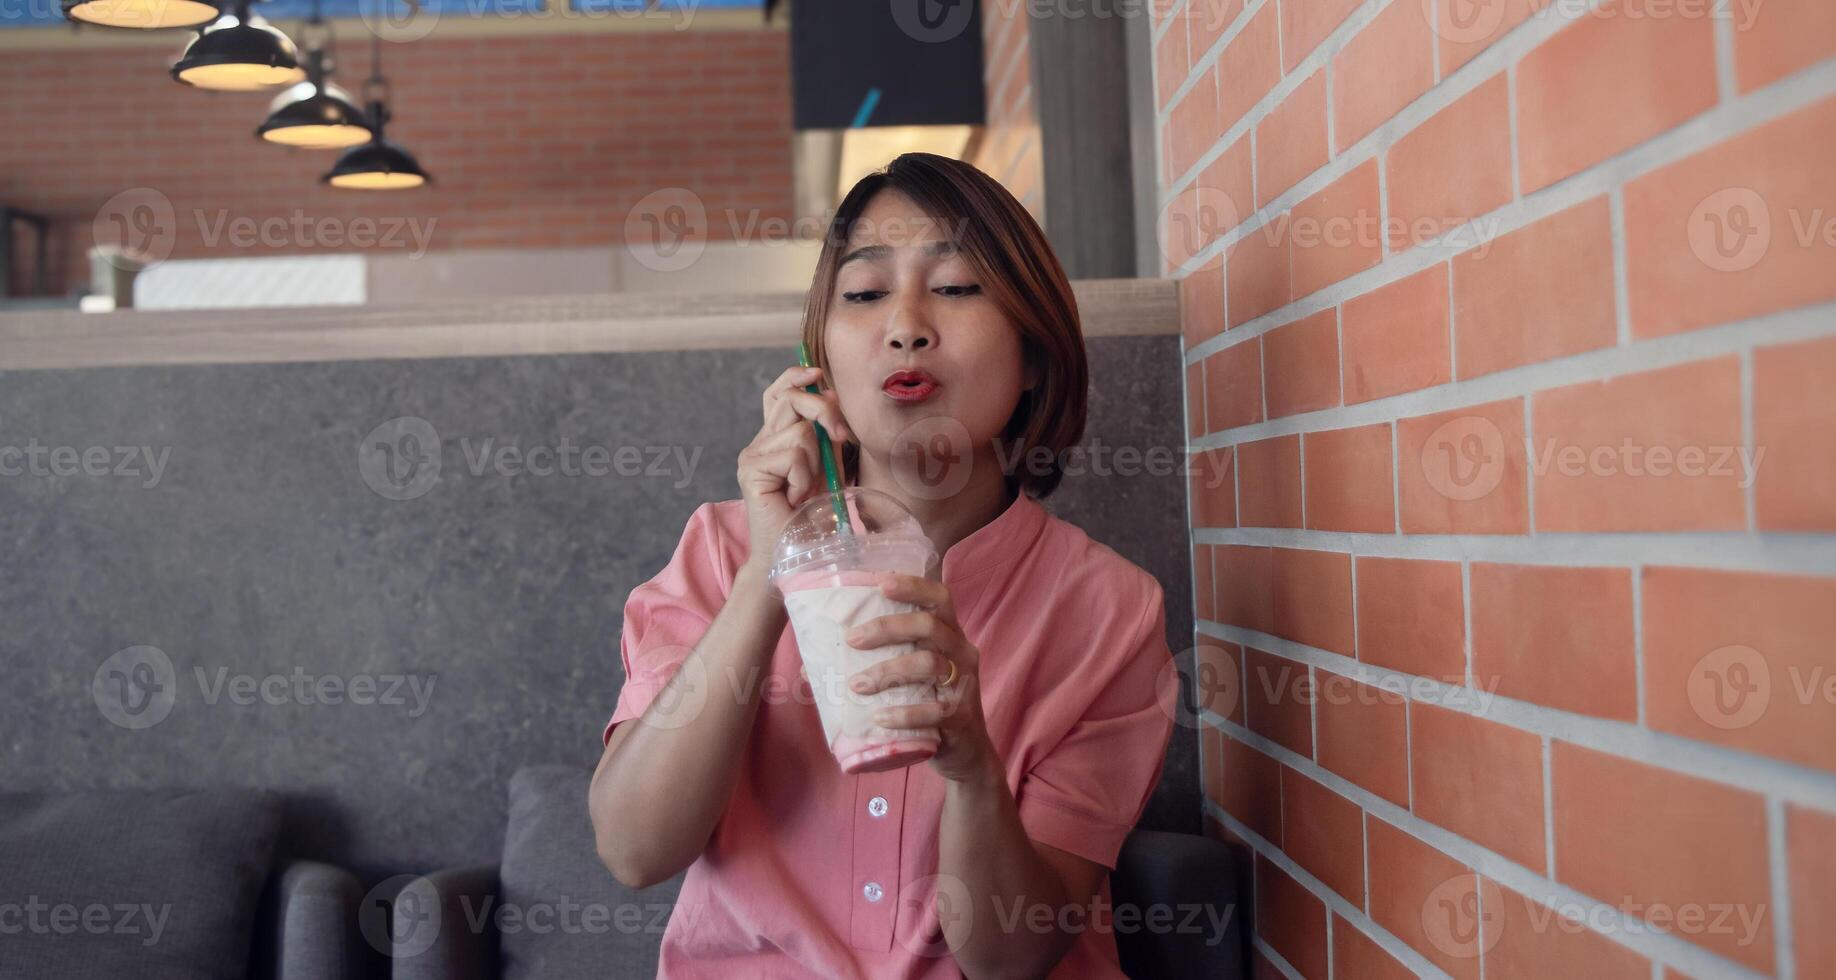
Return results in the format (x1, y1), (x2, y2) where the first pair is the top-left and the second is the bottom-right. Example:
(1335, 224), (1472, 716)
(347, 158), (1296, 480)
(0, 787), (281, 980)
(498, 765), (682, 980)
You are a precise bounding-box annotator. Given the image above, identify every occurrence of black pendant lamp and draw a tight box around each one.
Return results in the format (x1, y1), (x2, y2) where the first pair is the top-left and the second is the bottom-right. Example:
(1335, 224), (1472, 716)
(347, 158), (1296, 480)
(65, 0), (217, 30)
(257, 7), (367, 149)
(172, 0), (306, 92)
(324, 35), (431, 190)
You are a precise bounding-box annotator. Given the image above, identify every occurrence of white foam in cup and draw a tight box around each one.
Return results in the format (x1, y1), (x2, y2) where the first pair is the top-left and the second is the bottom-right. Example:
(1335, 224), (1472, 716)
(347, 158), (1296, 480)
(769, 487), (942, 774)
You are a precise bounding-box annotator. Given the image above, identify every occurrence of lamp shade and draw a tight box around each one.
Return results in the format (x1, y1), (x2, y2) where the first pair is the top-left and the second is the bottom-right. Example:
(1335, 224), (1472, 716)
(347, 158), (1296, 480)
(323, 137), (430, 190)
(258, 79), (369, 149)
(64, 0), (218, 29)
(172, 12), (306, 91)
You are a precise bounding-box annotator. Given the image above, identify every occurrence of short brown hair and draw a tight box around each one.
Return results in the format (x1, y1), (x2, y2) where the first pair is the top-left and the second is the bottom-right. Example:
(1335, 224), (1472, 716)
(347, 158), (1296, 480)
(799, 152), (1088, 499)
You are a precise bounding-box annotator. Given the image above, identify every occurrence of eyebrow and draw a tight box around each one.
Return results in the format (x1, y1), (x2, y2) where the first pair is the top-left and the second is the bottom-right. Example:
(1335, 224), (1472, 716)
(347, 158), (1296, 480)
(837, 239), (959, 269)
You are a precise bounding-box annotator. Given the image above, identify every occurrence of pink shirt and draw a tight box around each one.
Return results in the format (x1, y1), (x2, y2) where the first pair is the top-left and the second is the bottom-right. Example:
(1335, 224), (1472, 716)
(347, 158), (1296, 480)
(603, 491), (1177, 979)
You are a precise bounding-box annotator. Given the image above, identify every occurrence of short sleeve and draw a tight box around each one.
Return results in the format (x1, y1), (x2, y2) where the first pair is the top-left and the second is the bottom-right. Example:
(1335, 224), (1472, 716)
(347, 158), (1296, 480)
(601, 503), (732, 745)
(1015, 584), (1178, 870)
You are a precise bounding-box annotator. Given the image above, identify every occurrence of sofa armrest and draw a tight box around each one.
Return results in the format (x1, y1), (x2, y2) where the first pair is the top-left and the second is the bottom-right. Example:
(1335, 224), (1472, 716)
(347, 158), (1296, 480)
(252, 859), (368, 980)
(1109, 829), (1247, 980)
(388, 865), (501, 980)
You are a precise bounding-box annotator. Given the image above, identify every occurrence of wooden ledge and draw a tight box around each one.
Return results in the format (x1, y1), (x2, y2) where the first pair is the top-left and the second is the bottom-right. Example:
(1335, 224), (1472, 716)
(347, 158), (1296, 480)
(0, 278), (1179, 371)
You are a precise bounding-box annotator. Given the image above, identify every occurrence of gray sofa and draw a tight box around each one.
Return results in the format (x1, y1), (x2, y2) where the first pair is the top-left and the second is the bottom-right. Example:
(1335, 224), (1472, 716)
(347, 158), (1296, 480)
(382, 766), (1246, 980)
(0, 787), (367, 980)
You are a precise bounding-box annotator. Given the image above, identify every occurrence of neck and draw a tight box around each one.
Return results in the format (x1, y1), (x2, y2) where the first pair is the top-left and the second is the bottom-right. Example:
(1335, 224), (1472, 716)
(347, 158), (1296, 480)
(853, 445), (1016, 557)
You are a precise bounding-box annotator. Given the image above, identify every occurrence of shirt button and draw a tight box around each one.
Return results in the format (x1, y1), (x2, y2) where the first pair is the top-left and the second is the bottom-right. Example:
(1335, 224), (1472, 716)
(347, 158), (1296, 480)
(868, 795), (889, 818)
(863, 882), (884, 903)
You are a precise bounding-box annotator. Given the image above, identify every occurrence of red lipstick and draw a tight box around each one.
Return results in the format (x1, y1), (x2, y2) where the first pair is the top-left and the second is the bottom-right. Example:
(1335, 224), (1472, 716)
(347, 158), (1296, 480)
(881, 369), (939, 403)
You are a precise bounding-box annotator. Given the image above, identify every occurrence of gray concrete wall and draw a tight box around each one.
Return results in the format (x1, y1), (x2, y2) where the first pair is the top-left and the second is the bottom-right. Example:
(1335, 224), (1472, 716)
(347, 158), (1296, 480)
(0, 336), (1196, 881)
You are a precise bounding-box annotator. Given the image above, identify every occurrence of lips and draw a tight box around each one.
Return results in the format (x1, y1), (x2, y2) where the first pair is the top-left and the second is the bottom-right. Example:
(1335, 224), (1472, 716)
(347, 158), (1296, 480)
(881, 369), (939, 403)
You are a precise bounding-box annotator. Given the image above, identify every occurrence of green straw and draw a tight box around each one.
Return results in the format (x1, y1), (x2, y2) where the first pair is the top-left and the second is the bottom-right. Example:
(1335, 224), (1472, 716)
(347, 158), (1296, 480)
(797, 342), (853, 536)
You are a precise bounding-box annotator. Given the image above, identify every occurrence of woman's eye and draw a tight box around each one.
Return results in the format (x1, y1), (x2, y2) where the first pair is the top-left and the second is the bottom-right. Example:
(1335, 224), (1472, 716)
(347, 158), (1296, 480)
(840, 285), (979, 302)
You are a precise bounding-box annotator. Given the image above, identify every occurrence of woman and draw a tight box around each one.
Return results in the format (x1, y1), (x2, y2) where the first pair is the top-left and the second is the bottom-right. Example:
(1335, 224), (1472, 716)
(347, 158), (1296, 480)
(590, 152), (1177, 979)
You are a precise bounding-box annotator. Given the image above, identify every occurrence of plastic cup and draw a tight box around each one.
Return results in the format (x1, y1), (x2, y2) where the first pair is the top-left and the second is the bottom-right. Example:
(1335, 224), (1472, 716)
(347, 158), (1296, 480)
(768, 487), (942, 774)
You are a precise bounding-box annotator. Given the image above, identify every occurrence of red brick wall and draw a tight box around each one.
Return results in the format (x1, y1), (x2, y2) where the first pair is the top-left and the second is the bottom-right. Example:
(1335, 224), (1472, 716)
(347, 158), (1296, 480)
(1160, 0), (1836, 975)
(0, 26), (793, 295)
(970, 0), (1043, 219)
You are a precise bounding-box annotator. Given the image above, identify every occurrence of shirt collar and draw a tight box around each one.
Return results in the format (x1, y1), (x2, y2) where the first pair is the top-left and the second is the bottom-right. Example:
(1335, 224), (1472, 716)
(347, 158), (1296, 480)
(939, 489), (1048, 585)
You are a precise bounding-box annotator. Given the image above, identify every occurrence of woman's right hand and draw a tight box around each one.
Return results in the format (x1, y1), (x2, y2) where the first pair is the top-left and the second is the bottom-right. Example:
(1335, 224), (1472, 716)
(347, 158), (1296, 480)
(737, 365), (855, 576)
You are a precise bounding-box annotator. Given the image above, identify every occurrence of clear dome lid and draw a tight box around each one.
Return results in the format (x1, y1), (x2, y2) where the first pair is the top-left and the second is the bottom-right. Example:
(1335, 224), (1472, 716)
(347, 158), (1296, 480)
(768, 487), (938, 583)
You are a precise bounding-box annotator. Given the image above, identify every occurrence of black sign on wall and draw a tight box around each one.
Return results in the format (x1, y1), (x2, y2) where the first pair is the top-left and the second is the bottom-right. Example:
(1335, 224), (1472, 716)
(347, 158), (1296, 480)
(788, 0), (988, 130)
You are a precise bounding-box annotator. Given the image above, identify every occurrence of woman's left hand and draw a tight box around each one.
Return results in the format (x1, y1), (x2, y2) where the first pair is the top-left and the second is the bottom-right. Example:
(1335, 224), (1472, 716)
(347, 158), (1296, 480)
(844, 572), (996, 784)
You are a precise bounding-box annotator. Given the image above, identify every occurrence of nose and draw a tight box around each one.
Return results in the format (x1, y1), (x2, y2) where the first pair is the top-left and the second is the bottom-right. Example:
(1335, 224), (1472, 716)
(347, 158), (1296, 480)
(884, 296), (939, 352)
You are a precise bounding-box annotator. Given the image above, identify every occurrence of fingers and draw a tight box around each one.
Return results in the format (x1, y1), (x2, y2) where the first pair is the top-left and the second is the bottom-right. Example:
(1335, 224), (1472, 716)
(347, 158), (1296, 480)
(761, 367), (853, 445)
(781, 389), (854, 445)
(848, 649), (955, 697)
(872, 699), (963, 730)
(762, 365), (822, 418)
(846, 610), (955, 651)
(876, 573), (954, 619)
(740, 445), (816, 507)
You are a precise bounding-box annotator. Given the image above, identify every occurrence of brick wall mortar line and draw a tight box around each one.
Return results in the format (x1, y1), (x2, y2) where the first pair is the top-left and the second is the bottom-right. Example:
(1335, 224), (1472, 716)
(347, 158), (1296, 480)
(1196, 627), (1836, 813)
(1186, 300), (1836, 447)
(1767, 796), (1797, 980)
(1206, 734), (1778, 980)
(1191, 527), (1836, 577)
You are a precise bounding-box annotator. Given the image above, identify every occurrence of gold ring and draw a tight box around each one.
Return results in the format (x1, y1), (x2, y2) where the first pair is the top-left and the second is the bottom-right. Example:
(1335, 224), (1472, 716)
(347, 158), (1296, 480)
(941, 660), (958, 688)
